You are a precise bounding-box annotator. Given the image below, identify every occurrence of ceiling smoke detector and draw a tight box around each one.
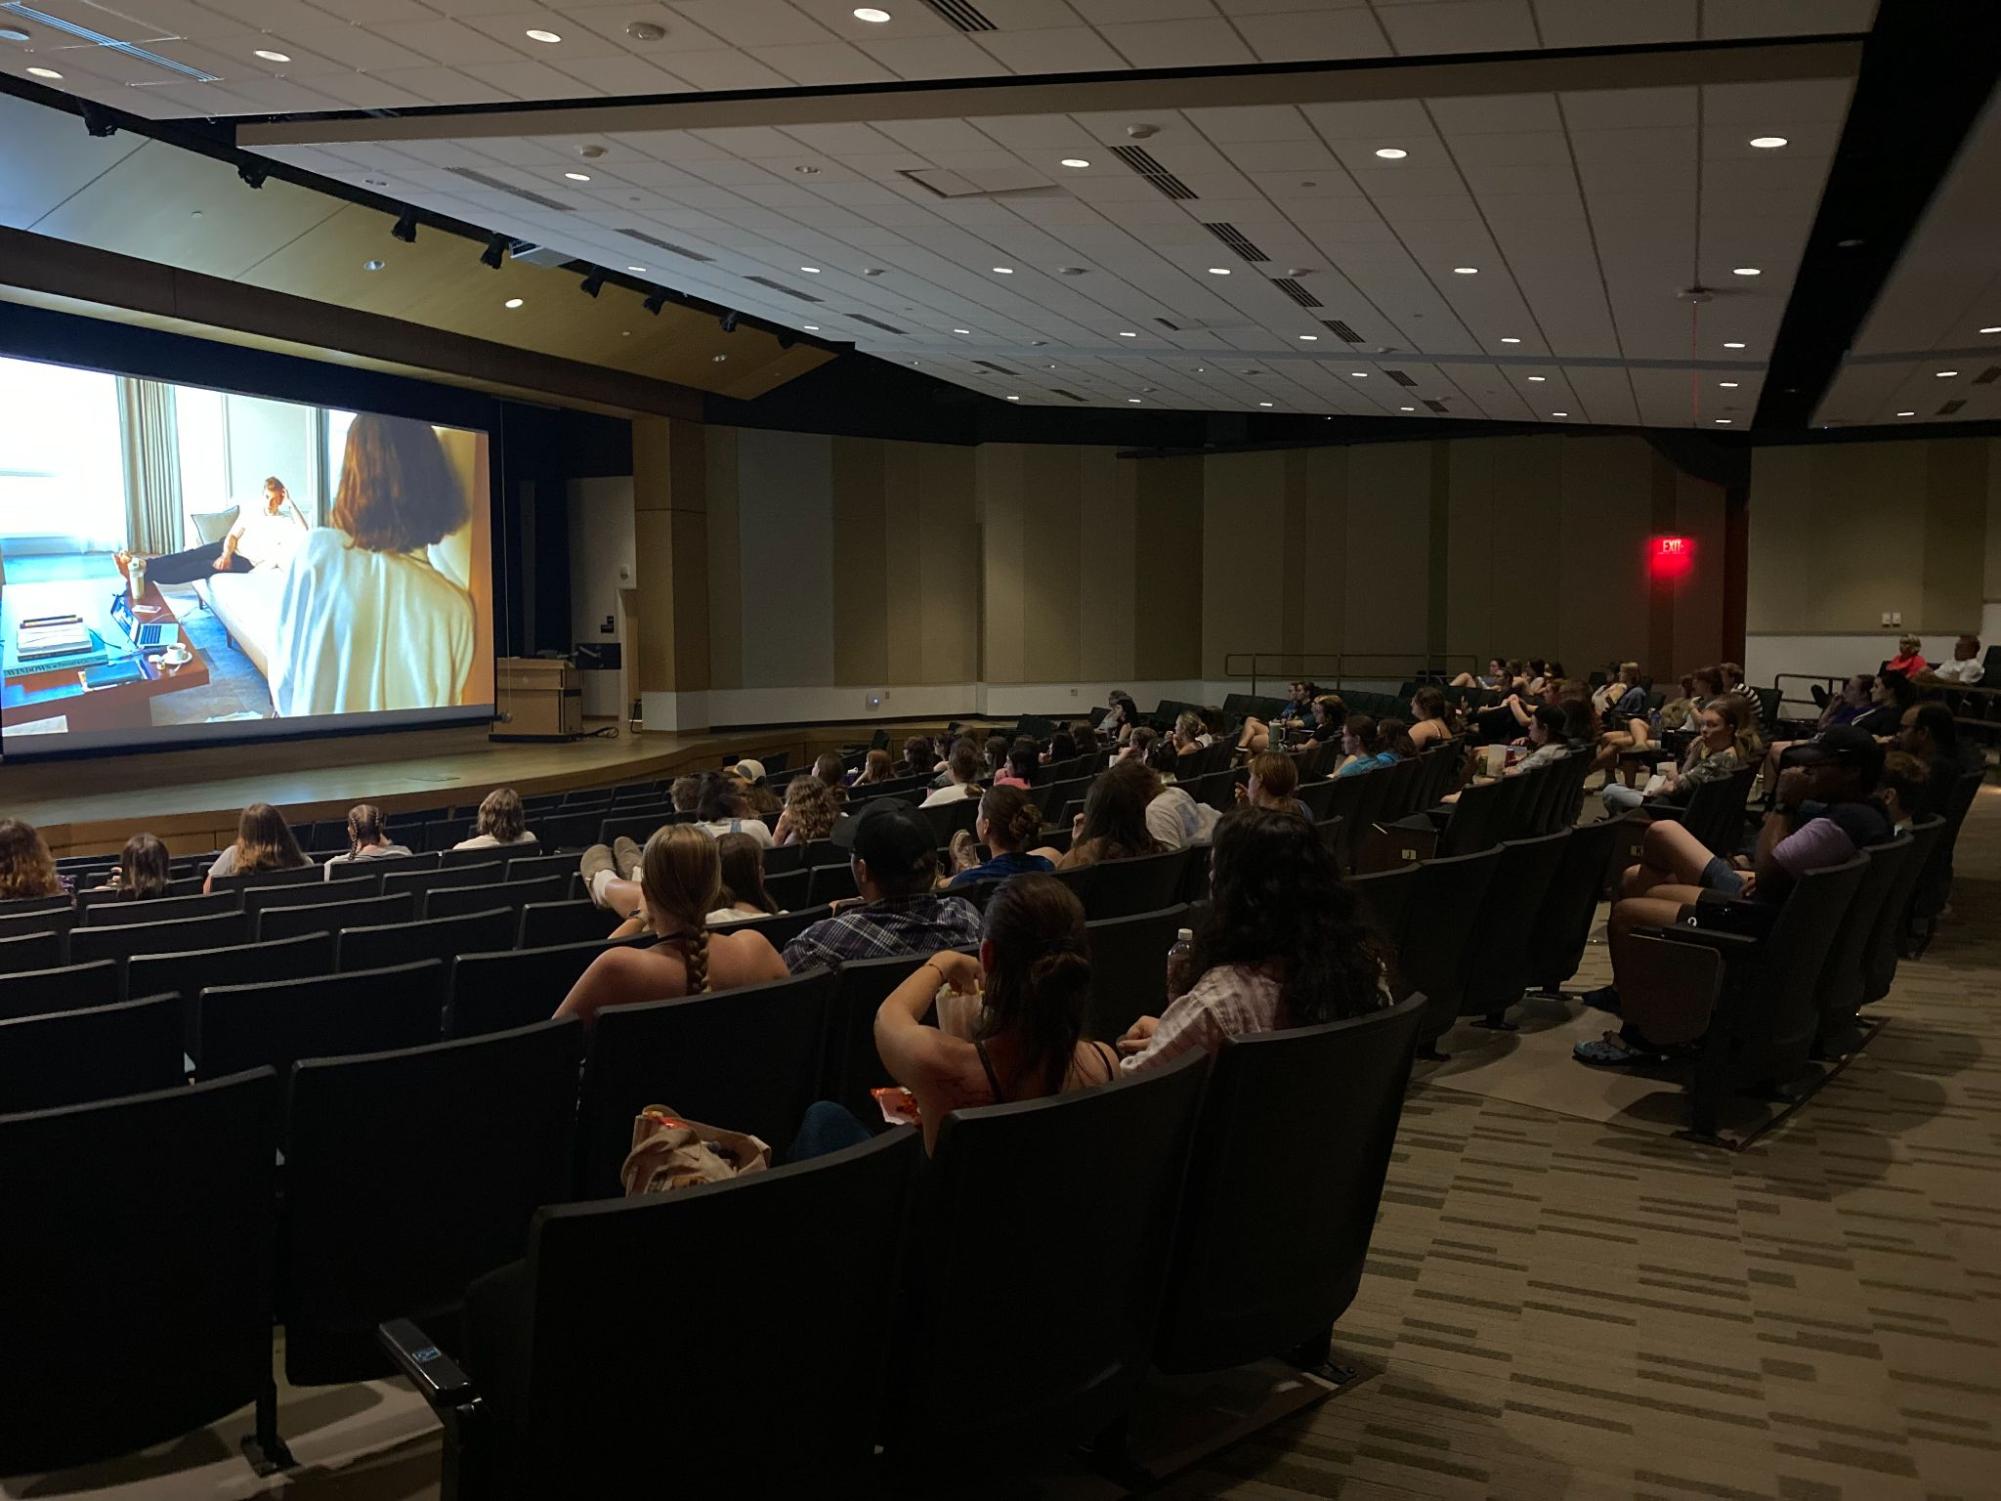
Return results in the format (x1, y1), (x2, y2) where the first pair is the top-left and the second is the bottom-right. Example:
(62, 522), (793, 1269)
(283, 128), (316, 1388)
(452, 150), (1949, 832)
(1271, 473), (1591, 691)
(626, 21), (666, 41)
(1125, 124), (1159, 140)
(577, 144), (606, 160)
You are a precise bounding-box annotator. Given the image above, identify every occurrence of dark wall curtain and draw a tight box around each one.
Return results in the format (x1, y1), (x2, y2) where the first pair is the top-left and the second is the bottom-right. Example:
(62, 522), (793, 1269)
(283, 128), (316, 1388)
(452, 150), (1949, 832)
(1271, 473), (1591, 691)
(118, 377), (183, 554)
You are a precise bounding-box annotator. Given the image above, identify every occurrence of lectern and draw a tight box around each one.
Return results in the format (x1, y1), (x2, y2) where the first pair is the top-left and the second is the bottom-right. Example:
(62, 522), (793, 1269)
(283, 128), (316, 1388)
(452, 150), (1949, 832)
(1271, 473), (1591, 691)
(493, 657), (582, 741)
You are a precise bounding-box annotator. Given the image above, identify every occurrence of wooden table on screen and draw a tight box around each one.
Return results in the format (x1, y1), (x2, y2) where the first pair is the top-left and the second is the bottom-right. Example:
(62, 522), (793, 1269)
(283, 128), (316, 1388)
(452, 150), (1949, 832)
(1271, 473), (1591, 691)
(1, 580), (210, 734)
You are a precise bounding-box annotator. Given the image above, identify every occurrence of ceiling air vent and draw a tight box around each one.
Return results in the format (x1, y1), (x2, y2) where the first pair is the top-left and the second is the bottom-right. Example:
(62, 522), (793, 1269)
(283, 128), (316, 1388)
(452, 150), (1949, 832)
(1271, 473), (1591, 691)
(1423, 399), (1449, 413)
(1937, 399), (1966, 415)
(1320, 319), (1362, 342)
(1048, 389), (1089, 402)
(1155, 318), (1181, 331)
(743, 275), (822, 303)
(849, 314), (905, 335)
(1385, 369), (1417, 387)
(1972, 365), (2001, 385)
(1112, 146), (1197, 202)
(1202, 222), (1268, 262)
(1271, 278), (1322, 308)
(622, 231), (713, 262)
(917, 0), (996, 31)
(446, 168), (574, 212)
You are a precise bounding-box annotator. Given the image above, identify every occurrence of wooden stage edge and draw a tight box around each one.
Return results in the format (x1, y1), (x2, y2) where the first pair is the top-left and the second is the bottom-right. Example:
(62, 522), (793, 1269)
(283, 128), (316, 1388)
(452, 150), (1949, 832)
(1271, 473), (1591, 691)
(0, 717), (971, 859)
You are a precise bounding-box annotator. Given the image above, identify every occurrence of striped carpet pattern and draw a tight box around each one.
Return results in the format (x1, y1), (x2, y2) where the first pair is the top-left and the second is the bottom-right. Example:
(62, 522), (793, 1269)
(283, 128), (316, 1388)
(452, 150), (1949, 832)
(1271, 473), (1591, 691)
(1164, 781), (2001, 1500)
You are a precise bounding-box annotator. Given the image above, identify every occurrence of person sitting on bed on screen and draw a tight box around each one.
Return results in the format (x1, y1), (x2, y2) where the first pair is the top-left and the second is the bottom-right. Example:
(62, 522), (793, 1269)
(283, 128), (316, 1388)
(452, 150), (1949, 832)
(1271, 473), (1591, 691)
(118, 475), (307, 584)
(270, 414), (474, 717)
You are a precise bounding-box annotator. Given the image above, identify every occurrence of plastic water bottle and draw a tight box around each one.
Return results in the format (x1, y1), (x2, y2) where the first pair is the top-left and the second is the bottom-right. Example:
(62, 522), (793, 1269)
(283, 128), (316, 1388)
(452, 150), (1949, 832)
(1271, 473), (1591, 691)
(1165, 927), (1196, 1002)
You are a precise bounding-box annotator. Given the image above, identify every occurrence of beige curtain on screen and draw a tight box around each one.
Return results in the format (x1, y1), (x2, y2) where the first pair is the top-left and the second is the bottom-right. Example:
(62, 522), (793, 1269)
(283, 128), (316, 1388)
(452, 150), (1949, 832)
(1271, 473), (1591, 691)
(119, 377), (183, 554)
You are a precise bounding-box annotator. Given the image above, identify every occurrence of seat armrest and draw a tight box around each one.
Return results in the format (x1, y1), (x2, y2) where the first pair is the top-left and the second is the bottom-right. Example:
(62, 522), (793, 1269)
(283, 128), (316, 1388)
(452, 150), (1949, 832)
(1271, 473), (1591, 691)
(378, 1319), (478, 1409)
(1633, 924), (1759, 954)
(1639, 804), (1686, 824)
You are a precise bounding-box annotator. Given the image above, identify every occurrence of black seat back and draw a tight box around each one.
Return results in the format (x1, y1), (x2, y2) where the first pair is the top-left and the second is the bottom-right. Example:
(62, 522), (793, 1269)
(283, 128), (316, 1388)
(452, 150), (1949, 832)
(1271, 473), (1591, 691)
(245, 877), (379, 914)
(0, 929), (62, 976)
(1815, 836), (1913, 1051)
(0, 1069), (278, 1476)
(0, 958), (120, 1021)
(0, 993), (185, 1113)
(574, 968), (835, 1199)
(381, 862), (508, 900)
(1910, 769), (1984, 922)
(130, 932), (336, 1055)
(890, 1054), (1208, 1457)
(69, 909), (253, 966)
(805, 862), (859, 906)
(426, 873), (572, 921)
(1864, 816), (1943, 1002)
(79, 889), (240, 926)
(283, 1019), (585, 1384)
(448, 937), (645, 1038)
(0, 902), (76, 946)
(1347, 864), (1417, 953)
(257, 891), (416, 942)
(1680, 766), (1756, 856)
(1526, 816), (1624, 992)
(488, 1131), (919, 1492)
(336, 908), (517, 973)
(198, 961), (445, 1079)
(1054, 847), (1193, 920)
(1400, 847), (1501, 1041)
(822, 952), (936, 1118)
(517, 899), (618, 950)
(1437, 775), (1508, 856)
(1155, 993), (1425, 1373)
(718, 904), (832, 955)
(1457, 830), (1572, 1018)
(212, 863), (322, 893)
(1082, 904), (1189, 1043)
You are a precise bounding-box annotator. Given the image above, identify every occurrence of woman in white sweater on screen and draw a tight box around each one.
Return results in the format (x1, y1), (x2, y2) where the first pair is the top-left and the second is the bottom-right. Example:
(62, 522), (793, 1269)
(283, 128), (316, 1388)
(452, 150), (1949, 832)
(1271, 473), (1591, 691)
(270, 414), (474, 718)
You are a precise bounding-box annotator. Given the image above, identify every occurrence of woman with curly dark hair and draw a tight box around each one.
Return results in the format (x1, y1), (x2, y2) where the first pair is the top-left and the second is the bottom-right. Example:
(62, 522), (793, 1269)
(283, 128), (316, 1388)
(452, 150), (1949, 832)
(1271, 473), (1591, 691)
(1118, 807), (1389, 1072)
(0, 820), (63, 901)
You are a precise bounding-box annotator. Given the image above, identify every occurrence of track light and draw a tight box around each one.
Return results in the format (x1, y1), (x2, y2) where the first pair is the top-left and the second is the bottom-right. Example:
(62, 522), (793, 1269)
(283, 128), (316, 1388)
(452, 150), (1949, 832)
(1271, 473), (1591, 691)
(79, 102), (117, 138)
(479, 234), (508, 270)
(642, 292), (668, 315)
(236, 162), (267, 190)
(719, 311), (739, 334)
(390, 211), (418, 244)
(579, 271), (605, 298)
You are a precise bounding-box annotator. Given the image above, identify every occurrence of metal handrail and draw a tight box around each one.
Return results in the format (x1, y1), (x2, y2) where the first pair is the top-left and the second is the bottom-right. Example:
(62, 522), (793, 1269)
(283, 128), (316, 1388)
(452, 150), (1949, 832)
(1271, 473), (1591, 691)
(1773, 672), (1847, 722)
(1221, 652), (1479, 696)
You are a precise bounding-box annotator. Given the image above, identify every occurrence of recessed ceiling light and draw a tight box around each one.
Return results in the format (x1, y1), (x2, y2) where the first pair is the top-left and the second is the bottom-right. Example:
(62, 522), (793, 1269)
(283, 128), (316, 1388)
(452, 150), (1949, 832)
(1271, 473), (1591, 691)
(1060, 158), (1090, 169)
(1527, 375), (1546, 382)
(1732, 266), (1761, 276)
(1399, 406), (1415, 412)
(1749, 136), (1787, 149)
(1896, 410), (1915, 417)
(1718, 381), (1739, 388)
(853, 6), (891, 19)
(1374, 147), (1408, 160)
(504, 297), (524, 309)
(1118, 331), (1136, 338)
(525, 28), (562, 43)
(803, 325), (818, 331)
(627, 265), (645, 273)
(1207, 267), (1230, 276)
(952, 328), (969, 334)
(253, 48), (290, 62)
(1981, 326), (2001, 334)
(1714, 418), (1732, 424)
(26, 65), (60, 79)
(565, 171), (591, 182)
(992, 266), (1012, 274)
(1937, 369), (1960, 377)
(1259, 401), (1273, 407)
(1298, 334), (1318, 341)
(363, 258), (385, 271)
(1551, 410), (1568, 417)
(1349, 371), (1368, 378)
(799, 265), (820, 273)
(1500, 336), (1521, 344)
(0, 26), (30, 41)
(1127, 397), (1141, 404)
(1452, 266), (1478, 275)
(1723, 341), (1747, 349)
(1007, 395), (1020, 401)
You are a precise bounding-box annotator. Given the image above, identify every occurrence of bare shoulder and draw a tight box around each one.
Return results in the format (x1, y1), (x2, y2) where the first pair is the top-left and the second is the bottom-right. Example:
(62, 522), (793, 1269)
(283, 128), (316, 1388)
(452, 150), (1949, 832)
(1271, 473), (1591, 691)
(711, 926), (788, 978)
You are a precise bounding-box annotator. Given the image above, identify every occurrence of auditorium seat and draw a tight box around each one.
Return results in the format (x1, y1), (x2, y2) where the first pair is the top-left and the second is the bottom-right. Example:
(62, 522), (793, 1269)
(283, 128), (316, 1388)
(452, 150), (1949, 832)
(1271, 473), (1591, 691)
(764, 868), (809, 910)
(424, 872), (571, 921)
(1864, 816), (1943, 1004)
(0, 903), (77, 945)
(0, 993), (185, 1113)
(213, 864), (325, 893)
(77, 888), (240, 922)
(246, 877), (379, 914)
(382, 1129), (920, 1496)
(1054, 847), (1192, 920)
(282, 1018), (586, 1385)
(0, 892), (81, 916)
(503, 851), (584, 884)
(822, 952), (939, 1118)
(1348, 864), (1417, 953)
(1082, 904), (1188, 1043)
(256, 891), (416, 942)
(530, 811), (600, 850)
(1814, 834), (1916, 1055)
(0, 928), (63, 977)
(517, 899), (619, 950)
(437, 844), (507, 868)
(720, 904), (832, 953)
(198, 961), (446, 1079)
(0, 1069), (282, 1478)
(337, 908), (516, 973)
(1525, 816), (1623, 998)
(1397, 847), (1501, 1054)
(447, 937), (647, 1038)
(0, 958), (120, 1022)
(130, 933), (336, 1054)
(1455, 830), (1571, 1028)
(573, 968), (835, 1199)
(70, 909), (254, 966)
(805, 862), (859, 906)
(881, 1052), (1208, 1469)
(1153, 993), (1425, 1375)
(381, 862), (508, 900)
(762, 843), (806, 875)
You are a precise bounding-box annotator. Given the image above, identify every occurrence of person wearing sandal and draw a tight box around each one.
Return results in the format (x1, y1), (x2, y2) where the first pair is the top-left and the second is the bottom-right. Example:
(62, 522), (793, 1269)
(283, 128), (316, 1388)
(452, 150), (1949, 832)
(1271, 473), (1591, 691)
(120, 476), (307, 585)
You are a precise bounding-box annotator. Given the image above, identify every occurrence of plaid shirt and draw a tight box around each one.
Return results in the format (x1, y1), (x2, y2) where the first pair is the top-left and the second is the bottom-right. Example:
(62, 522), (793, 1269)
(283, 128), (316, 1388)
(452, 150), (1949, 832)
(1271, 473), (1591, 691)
(1122, 963), (1281, 1074)
(782, 893), (984, 972)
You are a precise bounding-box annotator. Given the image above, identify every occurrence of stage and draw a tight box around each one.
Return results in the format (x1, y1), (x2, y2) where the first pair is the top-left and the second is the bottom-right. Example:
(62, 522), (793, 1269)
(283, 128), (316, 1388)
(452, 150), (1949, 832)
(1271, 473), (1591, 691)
(0, 717), (970, 858)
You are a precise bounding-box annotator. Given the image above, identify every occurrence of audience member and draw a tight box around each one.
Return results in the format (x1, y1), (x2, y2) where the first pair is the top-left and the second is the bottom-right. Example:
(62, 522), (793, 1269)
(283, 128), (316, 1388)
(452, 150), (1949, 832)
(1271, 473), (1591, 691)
(1049, 761), (1164, 869)
(897, 736), (935, 779)
(731, 760), (782, 816)
(323, 803), (412, 878)
(709, 832), (779, 925)
(669, 775), (702, 812)
(1407, 686), (1457, 750)
(1117, 725), (1158, 765)
(97, 832), (170, 900)
(920, 738), (985, 807)
(1600, 697), (1752, 815)
(983, 733), (1011, 779)
(1718, 661), (1763, 733)
(558, 825), (786, 1023)
(1235, 750), (1311, 819)
(772, 775), (840, 847)
(1877, 751), (1930, 831)
(781, 800), (982, 971)
(1044, 728), (1078, 764)
(1921, 633), (1985, 686)
(1379, 718), (1419, 761)
(1170, 711), (1208, 759)
(1119, 808), (1389, 1071)
(1855, 670), (1916, 736)
(1883, 634), (1928, 680)
(0, 820), (62, 901)
(1511, 705), (1574, 773)
(1098, 690), (1137, 736)
(1335, 716), (1395, 777)
(1451, 658), (1510, 690)
(1143, 740), (1214, 849)
(997, 741), (1037, 789)
(205, 802), (311, 890)
(945, 785), (1054, 888)
(1899, 702), (1981, 814)
(1309, 694), (1346, 742)
(849, 749), (894, 788)
(1656, 673), (1700, 732)
(694, 772), (774, 848)
(812, 752), (849, 803)
(455, 787), (537, 850)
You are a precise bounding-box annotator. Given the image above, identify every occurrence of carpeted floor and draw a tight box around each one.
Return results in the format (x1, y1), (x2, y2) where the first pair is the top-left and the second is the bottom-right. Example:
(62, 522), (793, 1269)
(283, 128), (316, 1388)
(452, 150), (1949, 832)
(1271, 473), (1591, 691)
(10, 781), (1996, 1500)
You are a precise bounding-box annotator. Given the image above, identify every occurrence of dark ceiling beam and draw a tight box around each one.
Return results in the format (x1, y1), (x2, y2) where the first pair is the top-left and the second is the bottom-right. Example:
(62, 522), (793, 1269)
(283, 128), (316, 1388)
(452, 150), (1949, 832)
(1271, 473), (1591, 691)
(1755, 0), (2001, 430)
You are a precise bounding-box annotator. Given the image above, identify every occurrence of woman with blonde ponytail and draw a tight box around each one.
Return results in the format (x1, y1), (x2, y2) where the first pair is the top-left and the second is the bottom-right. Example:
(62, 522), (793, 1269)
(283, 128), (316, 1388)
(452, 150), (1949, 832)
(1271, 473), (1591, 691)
(556, 824), (786, 1023)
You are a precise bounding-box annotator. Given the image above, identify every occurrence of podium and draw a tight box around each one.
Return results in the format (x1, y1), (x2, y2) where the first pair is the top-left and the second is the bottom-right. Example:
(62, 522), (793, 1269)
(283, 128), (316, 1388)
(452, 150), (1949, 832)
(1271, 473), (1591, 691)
(493, 657), (583, 741)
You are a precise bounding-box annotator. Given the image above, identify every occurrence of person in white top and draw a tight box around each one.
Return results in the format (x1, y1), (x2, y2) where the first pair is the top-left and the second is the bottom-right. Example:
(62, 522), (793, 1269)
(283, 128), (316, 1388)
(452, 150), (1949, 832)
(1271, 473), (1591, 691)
(453, 787), (538, 851)
(121, 476), (308, 585)
(1141, 740), (1217, 850)
(693, 773), (773, 848)
(920, 740), (985, 808)
(270, 415), (475, 718)
(1924, 634), (1986, 686)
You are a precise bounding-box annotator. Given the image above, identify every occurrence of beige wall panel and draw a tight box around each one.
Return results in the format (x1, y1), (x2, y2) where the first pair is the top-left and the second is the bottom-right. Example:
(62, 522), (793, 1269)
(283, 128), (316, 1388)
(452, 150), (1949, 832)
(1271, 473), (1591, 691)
(1202, 450), (1286, 679)
(1445, 438), (1498, 662)
(1131, 456), (1204, 681)
(671, 508), (711, 692)
(703, 426), (741, 691)
(978, 444), (1028, 684)
(1342, 442), (1433, 664)
(1020, 446), (1085, 681)
(1923, 438), (1989, 631)
(883, 441), (927, 685)
(1807, 442), (1924, 631)
(1298, 446), (1348, 664)
(735, 428), (833, 689)
(633, 510), (673, 695)
(1075, 447), (1136, 682)
(1488, 437), (1566, 664)
(830, 436), (890, 686)
(1672, 470), (1727, 672)
(1988, 438), (2001, 604)
(1555, 437), (1652, 668)
(919, 443), (981, 683)
(1746, 445), (1815, 634)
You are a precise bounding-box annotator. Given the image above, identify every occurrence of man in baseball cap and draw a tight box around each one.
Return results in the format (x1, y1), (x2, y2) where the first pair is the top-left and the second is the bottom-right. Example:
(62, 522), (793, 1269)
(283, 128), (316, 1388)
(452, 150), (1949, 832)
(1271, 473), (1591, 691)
(780, 798), (983, 972)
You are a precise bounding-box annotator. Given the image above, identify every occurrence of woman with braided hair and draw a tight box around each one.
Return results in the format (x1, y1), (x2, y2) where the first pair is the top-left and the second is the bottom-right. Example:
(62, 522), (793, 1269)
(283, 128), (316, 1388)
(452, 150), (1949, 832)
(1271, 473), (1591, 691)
(556, 824), (786, 1024)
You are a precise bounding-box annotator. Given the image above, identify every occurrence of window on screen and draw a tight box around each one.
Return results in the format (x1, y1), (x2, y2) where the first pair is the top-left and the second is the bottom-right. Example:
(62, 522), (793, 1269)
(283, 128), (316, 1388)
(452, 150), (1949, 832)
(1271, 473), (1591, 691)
(0, 357), (123, 553)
